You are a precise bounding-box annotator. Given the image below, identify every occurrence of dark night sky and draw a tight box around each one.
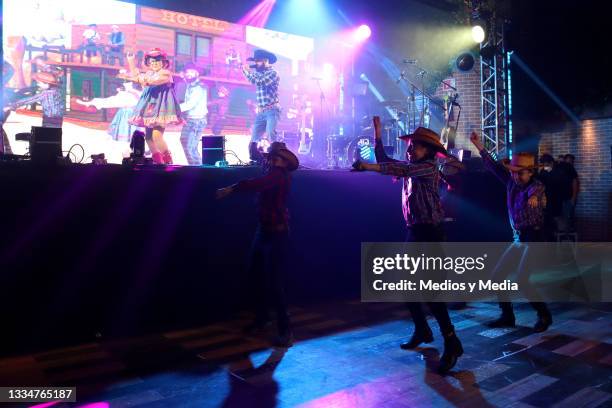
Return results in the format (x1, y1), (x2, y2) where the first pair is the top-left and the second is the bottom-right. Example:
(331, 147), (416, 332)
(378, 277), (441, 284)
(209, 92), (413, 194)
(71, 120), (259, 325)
(122, 0), (610, 123)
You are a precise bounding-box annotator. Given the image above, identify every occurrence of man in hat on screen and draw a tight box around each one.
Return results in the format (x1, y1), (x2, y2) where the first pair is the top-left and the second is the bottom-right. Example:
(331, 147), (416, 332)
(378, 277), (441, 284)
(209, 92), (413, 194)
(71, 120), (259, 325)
(470, 132), (553, 332)
(241, 49), (281, 163)
(216, 142), (299, 347)
(353, 117), (464, 375)
(179, 63), (208, 165)
(8, 71), (64, 128)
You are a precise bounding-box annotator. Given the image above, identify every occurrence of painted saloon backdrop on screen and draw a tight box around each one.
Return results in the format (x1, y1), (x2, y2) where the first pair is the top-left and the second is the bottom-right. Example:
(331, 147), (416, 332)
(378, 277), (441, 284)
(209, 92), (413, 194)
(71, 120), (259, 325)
(2, 0), (317, 164)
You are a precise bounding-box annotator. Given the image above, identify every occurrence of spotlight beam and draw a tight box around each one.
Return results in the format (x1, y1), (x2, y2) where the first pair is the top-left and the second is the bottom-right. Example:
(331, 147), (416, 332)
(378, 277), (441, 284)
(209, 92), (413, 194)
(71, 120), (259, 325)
(510, 53), (580, 124)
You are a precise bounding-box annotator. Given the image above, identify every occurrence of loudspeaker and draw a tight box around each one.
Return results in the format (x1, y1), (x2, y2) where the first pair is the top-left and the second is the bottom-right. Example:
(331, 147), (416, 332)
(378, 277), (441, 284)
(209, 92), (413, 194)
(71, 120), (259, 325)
(202, 135), (225, 165)
(30, 126), (62, 164)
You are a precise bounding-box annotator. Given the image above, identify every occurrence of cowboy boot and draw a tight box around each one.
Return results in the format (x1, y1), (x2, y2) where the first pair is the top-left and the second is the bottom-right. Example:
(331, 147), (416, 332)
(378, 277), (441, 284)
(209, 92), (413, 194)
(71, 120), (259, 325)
(162, 150), (173, 164)
(249, 142), (262, 164)
(533, 307), (552, 333)
(400, 326), (434, 350)
(152, 151), (164, 164)
(438, 327), (463, 375)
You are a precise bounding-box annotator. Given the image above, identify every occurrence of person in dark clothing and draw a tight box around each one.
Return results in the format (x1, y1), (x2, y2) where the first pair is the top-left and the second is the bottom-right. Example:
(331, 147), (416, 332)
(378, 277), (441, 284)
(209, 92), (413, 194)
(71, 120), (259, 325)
(558, 154), (580, 231)
(216, 142), (299, 348)
(470, 132), (553, 332)
(352, 116), (463, 375)
(538, 154), (566, 239)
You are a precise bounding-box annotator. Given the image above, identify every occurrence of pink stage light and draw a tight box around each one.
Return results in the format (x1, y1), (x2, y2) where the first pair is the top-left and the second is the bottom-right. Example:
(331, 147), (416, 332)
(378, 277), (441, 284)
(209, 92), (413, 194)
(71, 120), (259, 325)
(238, 0), (277, 27)
(354, 24), (371, 42)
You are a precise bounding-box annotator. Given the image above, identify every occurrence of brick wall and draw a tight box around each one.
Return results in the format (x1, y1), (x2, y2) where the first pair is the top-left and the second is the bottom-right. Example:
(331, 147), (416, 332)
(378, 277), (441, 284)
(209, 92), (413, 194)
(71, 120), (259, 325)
(539, 118), (612, 241)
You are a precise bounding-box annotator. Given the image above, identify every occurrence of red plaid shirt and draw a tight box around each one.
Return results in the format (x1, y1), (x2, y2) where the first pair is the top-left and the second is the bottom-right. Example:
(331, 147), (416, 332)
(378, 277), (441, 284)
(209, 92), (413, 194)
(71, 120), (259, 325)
(235, 167), (291, 229)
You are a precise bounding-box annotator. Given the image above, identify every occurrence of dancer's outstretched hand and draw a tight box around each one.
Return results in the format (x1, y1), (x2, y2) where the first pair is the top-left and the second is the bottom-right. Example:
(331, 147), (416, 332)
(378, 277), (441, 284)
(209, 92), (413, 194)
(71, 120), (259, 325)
(469, 131), (484, 151)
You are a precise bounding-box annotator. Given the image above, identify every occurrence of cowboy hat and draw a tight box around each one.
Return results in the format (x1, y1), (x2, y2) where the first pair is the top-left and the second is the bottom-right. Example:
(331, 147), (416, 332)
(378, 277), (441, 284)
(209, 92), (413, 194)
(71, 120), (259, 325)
(144, 48), (170, 67)
(399, 127), (449, 156)
(265, 142), (299, 171)
(501, 153), (539, 172)
(183, 62), (201, 73)
(31, 71), (60, 86)
(247, 49), (277, 64)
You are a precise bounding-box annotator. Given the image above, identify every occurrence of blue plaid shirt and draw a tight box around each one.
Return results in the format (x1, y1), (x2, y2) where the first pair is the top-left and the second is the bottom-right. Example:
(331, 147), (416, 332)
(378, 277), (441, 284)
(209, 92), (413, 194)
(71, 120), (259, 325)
(244, 67), (280, 110)
(13, 88), (64, 128)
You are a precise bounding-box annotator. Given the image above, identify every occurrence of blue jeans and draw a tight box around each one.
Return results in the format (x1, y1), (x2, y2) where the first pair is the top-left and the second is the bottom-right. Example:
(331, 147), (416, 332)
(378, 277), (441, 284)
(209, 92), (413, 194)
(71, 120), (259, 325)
(180, 117), (206, 165)
(251, 109), (280, 143)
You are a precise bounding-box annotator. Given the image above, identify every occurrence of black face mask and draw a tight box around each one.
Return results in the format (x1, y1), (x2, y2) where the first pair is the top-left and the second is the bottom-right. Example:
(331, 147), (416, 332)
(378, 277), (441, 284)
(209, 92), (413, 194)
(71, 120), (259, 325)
(255, 64), (266, 72)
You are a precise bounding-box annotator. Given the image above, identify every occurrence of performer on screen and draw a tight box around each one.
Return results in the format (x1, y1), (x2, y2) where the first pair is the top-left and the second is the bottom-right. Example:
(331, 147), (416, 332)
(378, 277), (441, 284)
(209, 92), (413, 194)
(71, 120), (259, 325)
(241, 49), (281, 164)
(7, 71), (64, 129)
(77, 81), (143, 143)
(118, 48), (182, 164)
(179, 63), (208, 166)
(225, 45), (241, 78)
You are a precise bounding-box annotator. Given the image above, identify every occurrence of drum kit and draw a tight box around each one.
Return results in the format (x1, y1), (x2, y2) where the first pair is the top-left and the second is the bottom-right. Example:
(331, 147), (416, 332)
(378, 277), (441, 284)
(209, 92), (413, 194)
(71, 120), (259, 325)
(324, 94), (459, 168)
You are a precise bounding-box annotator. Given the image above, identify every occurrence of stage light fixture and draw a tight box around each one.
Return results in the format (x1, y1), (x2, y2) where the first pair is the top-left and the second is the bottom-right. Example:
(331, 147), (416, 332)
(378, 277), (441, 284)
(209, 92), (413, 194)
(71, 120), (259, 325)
(472, 25), (485, 43)
(354, 24), (371, 42)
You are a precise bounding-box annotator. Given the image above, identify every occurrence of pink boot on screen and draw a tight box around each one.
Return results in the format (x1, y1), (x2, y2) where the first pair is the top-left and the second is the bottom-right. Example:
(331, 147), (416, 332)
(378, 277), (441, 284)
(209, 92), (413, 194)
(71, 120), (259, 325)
(162, 150), (173, 164)
(152, 152), (164, 164)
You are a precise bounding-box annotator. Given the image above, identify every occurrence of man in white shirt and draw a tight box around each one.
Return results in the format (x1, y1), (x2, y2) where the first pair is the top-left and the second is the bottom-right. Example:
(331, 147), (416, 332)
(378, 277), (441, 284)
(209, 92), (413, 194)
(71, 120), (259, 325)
(179, 63), (208, 165)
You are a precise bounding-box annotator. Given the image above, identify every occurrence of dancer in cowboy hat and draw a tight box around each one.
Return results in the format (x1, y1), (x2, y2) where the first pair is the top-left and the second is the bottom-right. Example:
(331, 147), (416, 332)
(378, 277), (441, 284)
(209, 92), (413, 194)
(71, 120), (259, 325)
(118, 48), (182, 164)
(470, 132), (553, 332)
(241, 49), (281, 163)
(353, 117), (464, 375)
(8, 70), (64, 128)
(179, 62), (208, 165)
(216, 142), (299, 347)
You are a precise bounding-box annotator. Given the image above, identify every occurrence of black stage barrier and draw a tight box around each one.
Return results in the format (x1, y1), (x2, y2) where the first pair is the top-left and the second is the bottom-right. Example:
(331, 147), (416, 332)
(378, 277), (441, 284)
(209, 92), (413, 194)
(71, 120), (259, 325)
(0, 162), (510, 354)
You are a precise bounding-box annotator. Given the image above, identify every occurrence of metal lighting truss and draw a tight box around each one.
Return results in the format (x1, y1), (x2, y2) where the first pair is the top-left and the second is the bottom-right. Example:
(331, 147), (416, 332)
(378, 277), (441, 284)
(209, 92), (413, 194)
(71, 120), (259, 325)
(480, 17), (510, 158)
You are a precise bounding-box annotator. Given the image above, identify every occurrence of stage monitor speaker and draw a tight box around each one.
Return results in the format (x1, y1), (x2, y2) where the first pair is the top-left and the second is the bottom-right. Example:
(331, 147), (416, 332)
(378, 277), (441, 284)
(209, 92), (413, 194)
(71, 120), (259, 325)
(202, 135), (225, 165)
(30, 126), (62, 164)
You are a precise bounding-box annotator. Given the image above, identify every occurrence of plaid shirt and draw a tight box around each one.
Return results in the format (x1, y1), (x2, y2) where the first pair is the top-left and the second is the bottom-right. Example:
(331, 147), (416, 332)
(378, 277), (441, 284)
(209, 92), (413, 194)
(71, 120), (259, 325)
(375, 141), (444, 226)
(479, 148), (546, 231)
(244, 67), (280, 110)
(13, 88), (64, 127)
(235, 166), (291, 230)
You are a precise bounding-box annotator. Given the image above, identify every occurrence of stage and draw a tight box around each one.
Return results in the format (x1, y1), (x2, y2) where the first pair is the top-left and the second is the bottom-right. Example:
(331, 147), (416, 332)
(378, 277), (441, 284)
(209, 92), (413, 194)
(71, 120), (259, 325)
(0, 162), (512, 354)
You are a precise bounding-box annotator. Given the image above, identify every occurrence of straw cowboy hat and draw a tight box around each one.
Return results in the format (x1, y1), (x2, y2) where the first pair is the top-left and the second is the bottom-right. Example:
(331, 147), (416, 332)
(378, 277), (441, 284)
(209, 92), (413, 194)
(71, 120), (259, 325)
(266, 142), (299, 171)
(31, 71), (60, 86)
(501, 153), (539, 172)
(247, 49), (277, 64)
(399, 127), (449, 156)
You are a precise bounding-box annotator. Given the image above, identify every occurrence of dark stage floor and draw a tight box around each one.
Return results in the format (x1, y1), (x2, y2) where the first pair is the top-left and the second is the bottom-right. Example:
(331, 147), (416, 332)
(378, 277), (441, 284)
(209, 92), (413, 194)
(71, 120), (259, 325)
(2, 301), (611, 408)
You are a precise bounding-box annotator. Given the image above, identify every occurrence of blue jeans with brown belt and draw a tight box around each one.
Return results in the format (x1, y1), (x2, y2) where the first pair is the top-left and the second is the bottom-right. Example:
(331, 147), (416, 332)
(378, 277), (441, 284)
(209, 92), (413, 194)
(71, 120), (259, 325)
(251, 108), (280, 143)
